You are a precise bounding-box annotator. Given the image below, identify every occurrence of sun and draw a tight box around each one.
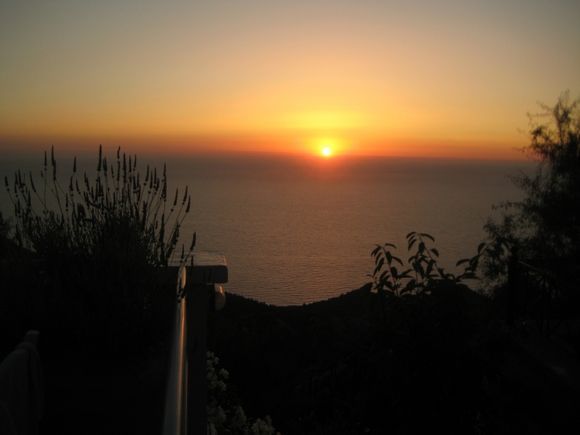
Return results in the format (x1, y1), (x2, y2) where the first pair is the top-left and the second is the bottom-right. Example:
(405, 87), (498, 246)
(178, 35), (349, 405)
(321, 146), (333, 158)
(312, 137), (341, 158)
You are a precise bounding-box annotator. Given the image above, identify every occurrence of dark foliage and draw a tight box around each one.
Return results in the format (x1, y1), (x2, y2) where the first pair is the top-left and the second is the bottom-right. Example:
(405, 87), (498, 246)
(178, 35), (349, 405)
(211, 282), (579, 434)
(1, 146), (192, 355)
(485, 93), (580, 337)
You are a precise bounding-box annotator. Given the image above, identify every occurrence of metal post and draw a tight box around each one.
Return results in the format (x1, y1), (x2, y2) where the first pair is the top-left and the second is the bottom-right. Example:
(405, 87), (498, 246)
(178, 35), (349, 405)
(185, 282), (209, 435)
(185, 252), (228, 435)
(162, 253), (227, 435)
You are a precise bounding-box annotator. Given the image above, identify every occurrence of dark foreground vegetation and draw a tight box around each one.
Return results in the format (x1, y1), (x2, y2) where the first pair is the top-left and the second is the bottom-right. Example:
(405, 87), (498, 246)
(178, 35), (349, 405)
(1, 94), (579, 434)
(212, 284), (579, 434)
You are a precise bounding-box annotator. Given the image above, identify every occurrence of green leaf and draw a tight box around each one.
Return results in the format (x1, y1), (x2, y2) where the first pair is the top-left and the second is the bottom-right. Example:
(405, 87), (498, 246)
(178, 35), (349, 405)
(420, 233), (435, 242)
(402, 279), (417, 293)
(373, 257), (385, 275)
(392, 255), (403, 266)
(399, 271), (412, 280)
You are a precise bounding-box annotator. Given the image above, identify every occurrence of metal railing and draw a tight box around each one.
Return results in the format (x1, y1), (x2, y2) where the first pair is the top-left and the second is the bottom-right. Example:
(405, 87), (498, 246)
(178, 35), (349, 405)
(0, 330), (43, 435)
(162, 253), (228, 435)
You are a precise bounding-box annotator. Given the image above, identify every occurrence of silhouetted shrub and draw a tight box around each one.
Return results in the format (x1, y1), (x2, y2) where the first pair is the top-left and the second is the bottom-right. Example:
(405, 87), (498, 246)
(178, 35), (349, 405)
(0, 211), (9, 257)
(485, 92), (580, 334)
(3, 146), (194, 354)
(371, 231), (486, 322)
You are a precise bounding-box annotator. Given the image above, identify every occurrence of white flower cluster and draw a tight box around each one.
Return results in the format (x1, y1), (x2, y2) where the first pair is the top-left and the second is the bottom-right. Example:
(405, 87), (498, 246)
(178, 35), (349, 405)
(249, 416), (277, 435)
(206, 352), (280, 435)
(207, 351), (229, 394)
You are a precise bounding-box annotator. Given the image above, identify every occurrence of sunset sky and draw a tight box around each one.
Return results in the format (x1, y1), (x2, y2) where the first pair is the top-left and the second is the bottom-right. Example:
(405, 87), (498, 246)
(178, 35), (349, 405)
(1, 0), (579, 159)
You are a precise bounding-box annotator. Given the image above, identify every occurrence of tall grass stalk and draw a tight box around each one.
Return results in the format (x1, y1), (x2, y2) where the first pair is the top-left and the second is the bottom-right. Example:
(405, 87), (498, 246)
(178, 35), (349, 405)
(5, 145), (193, 265)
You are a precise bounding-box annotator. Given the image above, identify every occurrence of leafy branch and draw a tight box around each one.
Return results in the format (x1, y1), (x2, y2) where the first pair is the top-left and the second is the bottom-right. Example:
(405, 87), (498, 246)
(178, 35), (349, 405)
(371, 232), (487, 299)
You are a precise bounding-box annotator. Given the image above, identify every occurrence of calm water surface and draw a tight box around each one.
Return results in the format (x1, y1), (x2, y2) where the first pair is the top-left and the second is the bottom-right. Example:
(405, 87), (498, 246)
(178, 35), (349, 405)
(0, 152), (530, 305)
(168, 155), (528, 305)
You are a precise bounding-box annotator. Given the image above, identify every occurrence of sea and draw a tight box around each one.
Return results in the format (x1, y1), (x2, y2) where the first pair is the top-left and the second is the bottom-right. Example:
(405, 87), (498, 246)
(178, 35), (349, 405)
(0, 152), (531, 305)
